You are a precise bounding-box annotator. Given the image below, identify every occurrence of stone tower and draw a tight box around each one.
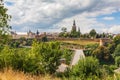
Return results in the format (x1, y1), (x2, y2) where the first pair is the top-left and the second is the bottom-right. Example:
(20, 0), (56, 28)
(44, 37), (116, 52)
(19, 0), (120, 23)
(72, 20), (76, 32)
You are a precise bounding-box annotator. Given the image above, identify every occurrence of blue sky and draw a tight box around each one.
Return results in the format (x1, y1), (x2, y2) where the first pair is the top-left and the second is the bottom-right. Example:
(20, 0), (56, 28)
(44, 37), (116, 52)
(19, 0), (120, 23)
(4, 0), (120, 34)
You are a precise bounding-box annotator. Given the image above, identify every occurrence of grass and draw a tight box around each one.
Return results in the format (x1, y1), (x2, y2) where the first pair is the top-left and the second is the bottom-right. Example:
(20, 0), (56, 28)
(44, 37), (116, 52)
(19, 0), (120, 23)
(0, 68), (60, 80)
(0, 68), (120, 80)
(58, 39), (99, 46)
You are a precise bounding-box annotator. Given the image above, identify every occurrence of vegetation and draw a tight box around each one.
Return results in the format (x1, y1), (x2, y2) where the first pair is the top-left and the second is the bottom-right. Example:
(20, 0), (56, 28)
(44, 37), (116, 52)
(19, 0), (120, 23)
(59, 27), (81, 38)
(1, 1), (120, 79)
(0, 41), (73, 75)
(0, 1), (11, 44)
(89, 29), (97, 39)
(84, 43), (99, 56)
(93, 46), (114, 64)
(0, 68), (60, 80)
(71, 57), (101, 79)
(114, 44), (120, 57)
(113, 35), (120, 46)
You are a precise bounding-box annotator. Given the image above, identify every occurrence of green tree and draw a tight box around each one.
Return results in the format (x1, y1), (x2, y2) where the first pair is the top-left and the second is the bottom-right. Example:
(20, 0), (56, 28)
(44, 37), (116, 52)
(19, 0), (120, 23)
(107, 43), (115, 54)
(71, 57), (101, 79)
(84, 43), (99, 56)
(93, 46), (112, 63)
(0, 1), (11, 44)
(41, 36), (48, 42)
(61, 27), (67, 33)
(114, 44), (120, 57)
(59, 27), (69, 38)
(32, 41), (63, 74)
(115, 56), (120, 67)
(89, 29), (97, 39)
(113, 35), (120, 46)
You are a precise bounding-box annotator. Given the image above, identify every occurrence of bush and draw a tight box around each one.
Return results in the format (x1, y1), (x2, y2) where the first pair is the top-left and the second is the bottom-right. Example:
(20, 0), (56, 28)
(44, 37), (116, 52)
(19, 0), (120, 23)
(115, 56), (120, 67)
(0, 41), (71, 74)
(93, 46), (113, 64)
(0, 46), (40, 74)
(84, 43), (99, 56)
(71, 57), (101, 79)
(113, 35), (120, 46)
(114, 44), (120, 57)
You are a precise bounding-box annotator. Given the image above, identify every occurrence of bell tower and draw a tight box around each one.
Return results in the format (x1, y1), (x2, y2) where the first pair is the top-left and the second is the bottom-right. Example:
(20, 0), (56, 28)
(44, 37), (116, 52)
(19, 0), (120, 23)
(72, 20), (76, 32)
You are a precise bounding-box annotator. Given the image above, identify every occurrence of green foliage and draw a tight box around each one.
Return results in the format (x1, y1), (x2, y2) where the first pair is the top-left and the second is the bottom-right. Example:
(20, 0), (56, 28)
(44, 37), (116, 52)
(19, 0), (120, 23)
(0, 41), (72, 75)
(114, 44), (120, 57)
(93, 46), (112, 63)
(102, 65), (115, 75)
(107, 43), (115, 54)
(61, 49), (73, 65)
(89, 29), (97, 38)
(61, 27), (67, 33)
(59, 27), (81, 38)
(31, 41), (65, 74)
(41, 36), (48, 42)
(115, 56), (120, 67)
(0, 46), (40, 74)
(0, 1), (11, 44)
(9, 41), (20, 48)
(113, 35), (120, 46)
(71, 57), (101, 79)
(81, 33), (90, 38)
(84, 43), (99, 56)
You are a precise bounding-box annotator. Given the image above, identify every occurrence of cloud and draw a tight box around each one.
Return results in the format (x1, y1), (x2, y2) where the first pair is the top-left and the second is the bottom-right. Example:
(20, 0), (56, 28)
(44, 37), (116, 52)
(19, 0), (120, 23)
(102, 17), (114, 20)
(4, 0), (120, 33)
(108, 25), (120, 33)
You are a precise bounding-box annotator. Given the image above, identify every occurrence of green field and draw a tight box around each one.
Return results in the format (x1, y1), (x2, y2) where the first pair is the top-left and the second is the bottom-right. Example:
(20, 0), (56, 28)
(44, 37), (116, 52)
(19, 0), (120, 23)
(59, 39), (99, 46)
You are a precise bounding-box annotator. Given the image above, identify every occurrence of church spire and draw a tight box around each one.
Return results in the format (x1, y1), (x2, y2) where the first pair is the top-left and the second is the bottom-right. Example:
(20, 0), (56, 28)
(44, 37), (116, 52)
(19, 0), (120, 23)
(72, 20), (76, 32)
(73, 20), (76, 26)
(36, 30), (39, 35)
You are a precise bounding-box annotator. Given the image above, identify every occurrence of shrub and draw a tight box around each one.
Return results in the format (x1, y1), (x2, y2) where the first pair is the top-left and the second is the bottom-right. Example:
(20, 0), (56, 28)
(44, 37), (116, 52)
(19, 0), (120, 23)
(84, 43), (98, 56)
(115, 56), (120, 67)
(113, 35), (120, 46)
(93, 46), (112, 64)
(71, 57), (101, 79)
(0, 41), (71, 74)
(114, 44), (120, 57)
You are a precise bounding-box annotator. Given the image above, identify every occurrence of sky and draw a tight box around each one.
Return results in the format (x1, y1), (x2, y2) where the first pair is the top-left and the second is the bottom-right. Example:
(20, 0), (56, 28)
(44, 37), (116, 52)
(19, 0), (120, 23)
(4, 0), (120, 34)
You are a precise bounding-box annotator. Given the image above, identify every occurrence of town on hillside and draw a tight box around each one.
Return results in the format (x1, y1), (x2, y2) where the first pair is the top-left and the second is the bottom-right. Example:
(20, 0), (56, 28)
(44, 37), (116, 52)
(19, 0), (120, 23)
(11, 20), (116, 40)
(1, 0), (120, 79)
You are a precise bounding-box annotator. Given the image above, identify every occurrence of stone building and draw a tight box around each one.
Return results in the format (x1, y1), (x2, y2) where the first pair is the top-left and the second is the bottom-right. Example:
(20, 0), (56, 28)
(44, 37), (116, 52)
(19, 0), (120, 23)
(72, 20), (77, 32)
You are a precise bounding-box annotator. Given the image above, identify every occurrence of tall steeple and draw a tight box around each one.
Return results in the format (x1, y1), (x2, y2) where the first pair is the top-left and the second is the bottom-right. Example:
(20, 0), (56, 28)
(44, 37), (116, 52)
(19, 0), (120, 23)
(36, 30), (39, 35)
(73, 20), (76, 26)
(72, 20), (76, 32)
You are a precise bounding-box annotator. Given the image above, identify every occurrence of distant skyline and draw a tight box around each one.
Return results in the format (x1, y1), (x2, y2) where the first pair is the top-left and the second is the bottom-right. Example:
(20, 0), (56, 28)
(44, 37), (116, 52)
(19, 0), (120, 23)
(4, 0), (120, 34)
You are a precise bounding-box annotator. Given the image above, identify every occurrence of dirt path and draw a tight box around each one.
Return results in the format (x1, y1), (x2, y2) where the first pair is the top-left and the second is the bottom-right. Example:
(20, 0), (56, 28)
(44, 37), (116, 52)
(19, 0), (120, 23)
(71, 50), (85, 66)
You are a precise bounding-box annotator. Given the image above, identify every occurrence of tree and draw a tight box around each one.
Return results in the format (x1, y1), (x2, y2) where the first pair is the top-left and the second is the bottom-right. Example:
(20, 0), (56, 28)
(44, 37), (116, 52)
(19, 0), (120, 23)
(61, 27), (67, 33)
(114, 44), (120, 57)
(89, 29), (97, 39)
(41, 36), (48, 42)
(77, 27), (81, 37)
(32, 41), (63, 74)
(115, 56), (120, 67)
(84, 43), (99, 56)
(107, 43), (115, 54)
(59, 27), (68, 38)
(71, 57), (101, 79)
(113, 35), (120, 46)
(0, 1), (11, 44)
(93, 46), (112, 63)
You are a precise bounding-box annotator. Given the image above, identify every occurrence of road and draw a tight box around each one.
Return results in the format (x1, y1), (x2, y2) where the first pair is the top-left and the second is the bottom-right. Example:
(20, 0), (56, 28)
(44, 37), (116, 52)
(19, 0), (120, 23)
(71, 49), (85, 66)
